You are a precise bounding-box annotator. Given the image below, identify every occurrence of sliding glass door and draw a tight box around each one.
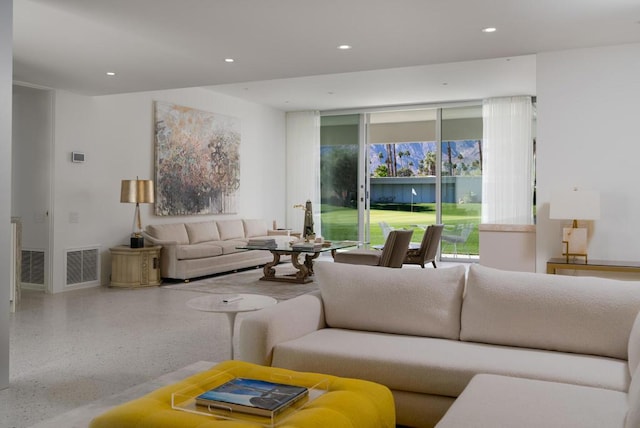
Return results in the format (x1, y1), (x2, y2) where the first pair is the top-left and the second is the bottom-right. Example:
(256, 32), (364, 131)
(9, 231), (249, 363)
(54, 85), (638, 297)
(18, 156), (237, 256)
(440, 106), (483, 259)
(319, 114), (363, 242)
(320, 104), (484, 261)
(367, 109), (438, 248)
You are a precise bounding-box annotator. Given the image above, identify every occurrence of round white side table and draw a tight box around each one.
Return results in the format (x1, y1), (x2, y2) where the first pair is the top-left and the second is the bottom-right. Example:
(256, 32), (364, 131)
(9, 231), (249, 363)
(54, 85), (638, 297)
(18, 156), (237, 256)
(187, 293), (277, 359)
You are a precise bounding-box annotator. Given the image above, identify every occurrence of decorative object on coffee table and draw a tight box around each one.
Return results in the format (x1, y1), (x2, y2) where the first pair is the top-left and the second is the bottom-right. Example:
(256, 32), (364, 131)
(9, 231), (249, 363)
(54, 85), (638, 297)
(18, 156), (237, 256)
(293, 200), (314, 240)
(120, 177), (154, 248)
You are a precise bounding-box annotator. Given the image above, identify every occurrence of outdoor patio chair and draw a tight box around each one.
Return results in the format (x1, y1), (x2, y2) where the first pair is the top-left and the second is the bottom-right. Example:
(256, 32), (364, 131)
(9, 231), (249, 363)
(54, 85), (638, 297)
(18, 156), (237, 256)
(441, 223), (475, 257)
(333, 229), (413, 268)
(404, 224), (444, 268)
(378, 221), (395, 240)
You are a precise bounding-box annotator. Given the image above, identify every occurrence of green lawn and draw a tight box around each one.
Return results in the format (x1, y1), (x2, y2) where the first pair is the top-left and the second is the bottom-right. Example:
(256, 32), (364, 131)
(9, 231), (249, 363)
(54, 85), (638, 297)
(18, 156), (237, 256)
(321, 203), (480, 255)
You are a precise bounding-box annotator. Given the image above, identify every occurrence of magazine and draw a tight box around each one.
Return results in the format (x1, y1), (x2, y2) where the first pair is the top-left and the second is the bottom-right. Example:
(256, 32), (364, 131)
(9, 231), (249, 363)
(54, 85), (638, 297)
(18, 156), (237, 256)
(195, 377), (308, 417)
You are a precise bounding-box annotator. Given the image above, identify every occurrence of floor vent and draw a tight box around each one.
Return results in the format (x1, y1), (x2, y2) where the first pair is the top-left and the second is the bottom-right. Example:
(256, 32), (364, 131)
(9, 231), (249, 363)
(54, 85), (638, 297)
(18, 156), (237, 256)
(21, 249), (45, 286)
(66, 247), (100, 286)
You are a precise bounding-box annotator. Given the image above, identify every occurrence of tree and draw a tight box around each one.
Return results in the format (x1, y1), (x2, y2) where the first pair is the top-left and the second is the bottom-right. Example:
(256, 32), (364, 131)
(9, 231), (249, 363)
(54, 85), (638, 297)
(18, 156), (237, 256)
(446, 142), (453, 176)
(374, 164), (389, 177)
(321, 146), (358, 206)
(424, 151), (436, 176)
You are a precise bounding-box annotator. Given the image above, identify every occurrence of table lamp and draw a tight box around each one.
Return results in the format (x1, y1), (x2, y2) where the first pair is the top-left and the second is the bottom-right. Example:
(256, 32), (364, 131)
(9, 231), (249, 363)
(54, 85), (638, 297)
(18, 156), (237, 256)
(120, 177), (155, 248)
(549, 188), (600, 262)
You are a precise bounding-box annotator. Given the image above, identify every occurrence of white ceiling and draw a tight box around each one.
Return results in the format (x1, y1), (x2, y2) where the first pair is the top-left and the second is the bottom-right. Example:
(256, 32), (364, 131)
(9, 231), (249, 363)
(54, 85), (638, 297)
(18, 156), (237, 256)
(12, 0), (640, 111)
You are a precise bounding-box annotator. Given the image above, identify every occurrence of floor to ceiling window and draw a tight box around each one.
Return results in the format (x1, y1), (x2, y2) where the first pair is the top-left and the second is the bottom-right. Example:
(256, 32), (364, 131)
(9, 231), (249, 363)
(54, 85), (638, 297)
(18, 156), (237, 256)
(440, 106), (483, 259)
(319, 114), (361, 242)
(319, 101), (533, 262)
(367, 109), (438, 250)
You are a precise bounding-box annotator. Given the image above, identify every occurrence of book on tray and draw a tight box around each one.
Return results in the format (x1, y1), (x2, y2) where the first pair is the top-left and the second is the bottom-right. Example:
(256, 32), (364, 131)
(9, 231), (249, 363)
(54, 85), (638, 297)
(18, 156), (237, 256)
(195, 377), (308, 417)
(291, 242), (322, 250)
(247, 238), (277, 247)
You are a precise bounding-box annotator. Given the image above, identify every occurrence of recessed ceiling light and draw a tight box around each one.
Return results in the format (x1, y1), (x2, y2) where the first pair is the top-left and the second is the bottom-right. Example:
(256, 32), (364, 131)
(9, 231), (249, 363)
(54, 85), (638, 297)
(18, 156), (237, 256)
(337, 45), (352, 50)
(225, 58), (235, 63)
(482, 27), (497, 33)
(106, 71), (116, 76)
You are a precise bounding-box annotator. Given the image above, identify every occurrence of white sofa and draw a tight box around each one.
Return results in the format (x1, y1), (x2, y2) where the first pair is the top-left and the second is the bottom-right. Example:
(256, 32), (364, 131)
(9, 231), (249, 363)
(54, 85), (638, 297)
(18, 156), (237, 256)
(143, 219), (291, 280)
(238, 263), (640, 428)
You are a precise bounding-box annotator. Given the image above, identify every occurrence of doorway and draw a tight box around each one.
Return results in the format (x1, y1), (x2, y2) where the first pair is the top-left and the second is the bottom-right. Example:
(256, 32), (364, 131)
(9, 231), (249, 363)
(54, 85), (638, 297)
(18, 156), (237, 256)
(12, 85), (53, 292)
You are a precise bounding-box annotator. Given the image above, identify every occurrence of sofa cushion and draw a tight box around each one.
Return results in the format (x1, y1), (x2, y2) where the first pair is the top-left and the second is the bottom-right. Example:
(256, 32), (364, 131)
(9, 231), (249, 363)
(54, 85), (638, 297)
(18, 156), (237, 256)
(628, 309), (640, 376)
(175, 244), (223, 260)
(216, 219), (245, 240)
(243, 219), (268, 238)
(184, 221), (220, 244)
(626, 363), (640, 428)
(214, 240), (248, 255)
(435, 374), (628, 428)
(461, 264), (640, 360)
(272, 328), (630, 398)
(146, 223), (189, 245)
(315, 263), (466, 340)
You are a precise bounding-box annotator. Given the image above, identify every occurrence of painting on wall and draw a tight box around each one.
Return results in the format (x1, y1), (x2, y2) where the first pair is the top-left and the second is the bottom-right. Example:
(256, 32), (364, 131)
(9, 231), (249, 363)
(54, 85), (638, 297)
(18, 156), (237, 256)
(154, 101), (240, 216)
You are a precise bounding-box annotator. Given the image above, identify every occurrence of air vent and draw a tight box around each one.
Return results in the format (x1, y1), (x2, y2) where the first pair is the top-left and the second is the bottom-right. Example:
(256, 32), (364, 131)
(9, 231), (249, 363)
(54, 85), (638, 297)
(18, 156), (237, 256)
(65, 247), (99, 286)
(21, 249), (45, 286)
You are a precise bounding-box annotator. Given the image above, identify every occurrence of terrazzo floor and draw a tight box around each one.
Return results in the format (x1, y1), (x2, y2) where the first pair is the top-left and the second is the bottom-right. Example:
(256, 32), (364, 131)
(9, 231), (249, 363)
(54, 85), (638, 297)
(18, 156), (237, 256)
(2, 285), (233, 428)
(3, 259), (469, 428)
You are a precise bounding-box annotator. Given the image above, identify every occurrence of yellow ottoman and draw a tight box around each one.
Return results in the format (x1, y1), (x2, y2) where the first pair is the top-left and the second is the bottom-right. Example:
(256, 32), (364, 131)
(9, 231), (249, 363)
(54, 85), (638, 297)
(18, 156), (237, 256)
(89, 360), (395, 427)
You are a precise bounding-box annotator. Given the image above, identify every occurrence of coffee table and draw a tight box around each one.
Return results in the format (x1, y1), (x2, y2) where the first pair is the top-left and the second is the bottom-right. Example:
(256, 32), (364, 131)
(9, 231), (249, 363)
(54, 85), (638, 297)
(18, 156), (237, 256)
(237, 241), (357, 284)
(187, 294), (277, 359)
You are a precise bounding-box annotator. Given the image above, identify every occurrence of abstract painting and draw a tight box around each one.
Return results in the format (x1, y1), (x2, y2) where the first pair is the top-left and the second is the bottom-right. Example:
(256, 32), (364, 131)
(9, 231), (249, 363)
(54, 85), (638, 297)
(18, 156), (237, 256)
(154, 101), (240, 215)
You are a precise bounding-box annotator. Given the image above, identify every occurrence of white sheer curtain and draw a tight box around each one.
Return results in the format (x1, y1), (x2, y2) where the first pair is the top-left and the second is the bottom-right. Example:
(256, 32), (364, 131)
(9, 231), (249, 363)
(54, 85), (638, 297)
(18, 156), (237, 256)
(481, 96), (533, 224)
(285, 111), (321, 233)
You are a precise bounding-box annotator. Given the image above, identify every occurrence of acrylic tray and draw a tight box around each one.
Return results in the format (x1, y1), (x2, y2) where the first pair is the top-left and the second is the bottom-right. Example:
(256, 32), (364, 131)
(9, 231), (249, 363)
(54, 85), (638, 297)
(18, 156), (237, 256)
(171, 366), (329, 427)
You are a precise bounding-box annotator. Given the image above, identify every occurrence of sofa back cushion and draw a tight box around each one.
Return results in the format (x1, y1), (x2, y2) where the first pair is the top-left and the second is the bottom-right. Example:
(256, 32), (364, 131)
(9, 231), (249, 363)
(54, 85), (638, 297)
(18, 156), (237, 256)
(461, 264), (640, 360)
(146, 223), (189, 244)
(184, 221), (220, 244)
(316, 262), (466, 340)
(243, 219), (268, 238)
(629, 310), (640, 376)
(216, 219), (245, 240)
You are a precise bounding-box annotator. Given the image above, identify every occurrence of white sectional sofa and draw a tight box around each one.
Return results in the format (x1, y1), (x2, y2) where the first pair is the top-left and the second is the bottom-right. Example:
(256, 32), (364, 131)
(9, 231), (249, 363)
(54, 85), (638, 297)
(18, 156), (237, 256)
(143, 219), (291, 280)
(238, 263), (640, 428)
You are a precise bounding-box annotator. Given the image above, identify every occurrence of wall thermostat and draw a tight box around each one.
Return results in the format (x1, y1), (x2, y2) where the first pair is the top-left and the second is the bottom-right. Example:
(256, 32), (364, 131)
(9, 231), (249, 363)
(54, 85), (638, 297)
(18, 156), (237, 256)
(71, 152), (85, 163)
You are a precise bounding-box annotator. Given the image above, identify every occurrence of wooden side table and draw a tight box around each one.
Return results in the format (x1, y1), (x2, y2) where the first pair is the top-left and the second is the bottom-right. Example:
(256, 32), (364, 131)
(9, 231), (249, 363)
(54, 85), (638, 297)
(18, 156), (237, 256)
(110, 245), (162, 288)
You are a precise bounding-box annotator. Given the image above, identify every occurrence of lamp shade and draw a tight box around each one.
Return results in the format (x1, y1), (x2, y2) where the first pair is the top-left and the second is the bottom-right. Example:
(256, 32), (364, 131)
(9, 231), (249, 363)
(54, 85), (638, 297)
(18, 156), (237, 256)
(120, 179), (154, 204)
(549, 189), (600, 220)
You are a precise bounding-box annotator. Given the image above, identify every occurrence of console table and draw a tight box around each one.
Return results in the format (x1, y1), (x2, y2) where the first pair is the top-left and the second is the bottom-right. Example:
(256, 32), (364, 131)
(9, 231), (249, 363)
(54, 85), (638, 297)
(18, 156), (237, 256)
(546, 258), (640, 275)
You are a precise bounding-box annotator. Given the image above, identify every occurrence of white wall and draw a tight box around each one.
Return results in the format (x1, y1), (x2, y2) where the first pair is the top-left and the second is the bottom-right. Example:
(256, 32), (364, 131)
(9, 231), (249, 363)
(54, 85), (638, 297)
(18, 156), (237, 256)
(536, 43), (640, 273)
(50, 87), (286, 292)
(0, 0), (12, 389)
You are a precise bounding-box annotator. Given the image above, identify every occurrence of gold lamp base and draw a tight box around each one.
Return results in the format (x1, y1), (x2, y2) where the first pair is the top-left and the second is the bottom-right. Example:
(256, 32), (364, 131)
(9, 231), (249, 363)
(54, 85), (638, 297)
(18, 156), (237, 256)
(562, 226), (588, 263)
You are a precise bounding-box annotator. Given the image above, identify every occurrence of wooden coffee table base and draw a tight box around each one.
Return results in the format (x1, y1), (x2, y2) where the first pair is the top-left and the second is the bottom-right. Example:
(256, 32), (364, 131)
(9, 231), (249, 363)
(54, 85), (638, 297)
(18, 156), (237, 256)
(261, 250), (320, 284)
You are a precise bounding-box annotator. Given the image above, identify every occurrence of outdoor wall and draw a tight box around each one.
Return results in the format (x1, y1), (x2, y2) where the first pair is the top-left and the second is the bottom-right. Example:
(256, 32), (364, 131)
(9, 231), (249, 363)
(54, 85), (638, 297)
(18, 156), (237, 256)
(371, 176), (482, 204)
(0, 0), (12, 389)
(49, 87), (286, 293)
(536, 43), (640, 274)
